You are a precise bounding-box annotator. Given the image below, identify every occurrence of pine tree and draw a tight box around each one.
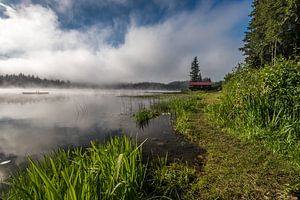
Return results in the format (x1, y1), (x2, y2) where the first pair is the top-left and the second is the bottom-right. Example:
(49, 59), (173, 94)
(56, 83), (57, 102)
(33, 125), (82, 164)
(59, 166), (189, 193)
(240, 0), (300, 68)
(189, 57), (202, 82)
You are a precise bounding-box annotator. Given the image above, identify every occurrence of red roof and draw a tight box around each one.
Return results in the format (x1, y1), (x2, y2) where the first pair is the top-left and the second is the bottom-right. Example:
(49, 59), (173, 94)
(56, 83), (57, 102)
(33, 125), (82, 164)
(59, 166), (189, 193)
(189, 81), (212, 86)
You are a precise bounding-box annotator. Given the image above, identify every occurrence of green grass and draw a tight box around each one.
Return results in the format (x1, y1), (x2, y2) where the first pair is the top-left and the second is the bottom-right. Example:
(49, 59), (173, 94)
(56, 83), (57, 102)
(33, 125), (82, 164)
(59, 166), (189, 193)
(2, 135), (146, 200)
(189, 101), (300, 199)
(2, 135), (200, 200)
(134, 92), (203, 135)
(207, 59), (300, 161)
(134, 108), (160, 128)
(144, 156), (200, 200)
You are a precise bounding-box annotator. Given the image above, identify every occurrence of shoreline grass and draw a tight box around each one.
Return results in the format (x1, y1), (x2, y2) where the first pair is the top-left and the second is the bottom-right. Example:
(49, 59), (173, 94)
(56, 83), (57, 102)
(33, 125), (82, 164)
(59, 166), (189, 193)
(2, 135), (146, 200)
(134, 91), (300, 199)
(2, 135), (200, 200)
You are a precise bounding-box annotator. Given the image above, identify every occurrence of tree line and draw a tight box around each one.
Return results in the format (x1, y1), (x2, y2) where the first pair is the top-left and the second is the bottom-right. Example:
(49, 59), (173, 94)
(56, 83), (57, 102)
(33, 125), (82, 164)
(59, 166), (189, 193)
(0, 73), (71, 87)
(0, 73), (191, 90)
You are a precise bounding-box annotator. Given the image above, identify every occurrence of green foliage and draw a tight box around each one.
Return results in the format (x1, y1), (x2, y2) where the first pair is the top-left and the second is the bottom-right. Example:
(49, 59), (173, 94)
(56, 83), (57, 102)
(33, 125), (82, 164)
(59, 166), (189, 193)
(208, 59), (300, 159)
(241, 0), (300, 67)
(3, 136), (146, 200)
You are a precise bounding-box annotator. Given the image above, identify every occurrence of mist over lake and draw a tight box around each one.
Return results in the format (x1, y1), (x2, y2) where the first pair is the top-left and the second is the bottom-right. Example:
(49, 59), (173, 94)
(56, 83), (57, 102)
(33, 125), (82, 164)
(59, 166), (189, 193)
(0, 88), (201, 183)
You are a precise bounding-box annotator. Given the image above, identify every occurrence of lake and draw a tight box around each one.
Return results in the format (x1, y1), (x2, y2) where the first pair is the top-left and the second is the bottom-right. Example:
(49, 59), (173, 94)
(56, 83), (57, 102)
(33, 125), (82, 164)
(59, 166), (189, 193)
(0, 88), (203, 191)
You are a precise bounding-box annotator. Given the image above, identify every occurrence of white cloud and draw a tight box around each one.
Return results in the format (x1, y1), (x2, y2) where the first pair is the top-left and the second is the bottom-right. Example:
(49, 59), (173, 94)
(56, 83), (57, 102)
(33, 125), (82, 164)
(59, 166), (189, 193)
(0, 1), (250, 83)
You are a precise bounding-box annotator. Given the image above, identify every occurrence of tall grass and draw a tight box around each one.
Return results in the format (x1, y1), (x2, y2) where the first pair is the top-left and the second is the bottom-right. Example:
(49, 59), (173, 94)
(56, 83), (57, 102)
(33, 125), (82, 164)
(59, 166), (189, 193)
(167, 94), (202, 135)
(208, 58), (300, 160)
(2, 135), (199, 199)
(3, 135), (146, 200)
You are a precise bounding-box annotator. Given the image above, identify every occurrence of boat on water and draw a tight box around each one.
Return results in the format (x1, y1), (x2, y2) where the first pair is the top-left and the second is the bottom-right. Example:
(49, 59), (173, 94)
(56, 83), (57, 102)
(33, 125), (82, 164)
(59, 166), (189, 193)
(22, 91), (49, 95)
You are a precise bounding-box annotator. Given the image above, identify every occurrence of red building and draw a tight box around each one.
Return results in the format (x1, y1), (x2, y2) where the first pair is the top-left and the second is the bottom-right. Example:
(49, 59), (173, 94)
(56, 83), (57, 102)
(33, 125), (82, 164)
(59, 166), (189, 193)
(189, 81), (212, 90)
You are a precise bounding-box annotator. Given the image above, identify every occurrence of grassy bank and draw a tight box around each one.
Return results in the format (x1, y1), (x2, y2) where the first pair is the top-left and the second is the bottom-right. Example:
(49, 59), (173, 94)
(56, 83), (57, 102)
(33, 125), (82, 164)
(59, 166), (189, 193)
(135, 90), (300, 199)
(191, 93), (300, 199)
(208, 59), (300, 162)
(134, 92), (202, 134)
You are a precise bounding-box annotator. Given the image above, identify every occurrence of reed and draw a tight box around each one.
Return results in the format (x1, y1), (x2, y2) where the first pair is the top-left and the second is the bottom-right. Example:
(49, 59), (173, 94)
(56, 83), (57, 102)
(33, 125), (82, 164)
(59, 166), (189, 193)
(3, 135), (146, 200)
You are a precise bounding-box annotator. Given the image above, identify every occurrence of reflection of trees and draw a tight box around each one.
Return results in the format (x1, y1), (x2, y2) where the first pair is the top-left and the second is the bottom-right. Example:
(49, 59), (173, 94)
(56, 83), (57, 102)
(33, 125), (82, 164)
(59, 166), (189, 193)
(0, 95), (69, 105)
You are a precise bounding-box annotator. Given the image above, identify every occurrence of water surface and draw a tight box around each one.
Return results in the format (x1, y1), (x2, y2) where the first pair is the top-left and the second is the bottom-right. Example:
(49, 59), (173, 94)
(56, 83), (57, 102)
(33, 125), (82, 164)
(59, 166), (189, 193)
(0, 88), (203, 189)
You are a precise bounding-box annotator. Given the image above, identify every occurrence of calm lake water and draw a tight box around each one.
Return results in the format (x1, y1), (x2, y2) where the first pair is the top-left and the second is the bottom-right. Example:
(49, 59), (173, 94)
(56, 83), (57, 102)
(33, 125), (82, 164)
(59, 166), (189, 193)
(0, 88), (203, 190)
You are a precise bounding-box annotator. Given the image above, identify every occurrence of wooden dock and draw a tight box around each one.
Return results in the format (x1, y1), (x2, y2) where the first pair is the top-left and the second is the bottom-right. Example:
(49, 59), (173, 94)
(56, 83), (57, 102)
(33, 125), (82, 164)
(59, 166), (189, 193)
(22, 91), (49, 95)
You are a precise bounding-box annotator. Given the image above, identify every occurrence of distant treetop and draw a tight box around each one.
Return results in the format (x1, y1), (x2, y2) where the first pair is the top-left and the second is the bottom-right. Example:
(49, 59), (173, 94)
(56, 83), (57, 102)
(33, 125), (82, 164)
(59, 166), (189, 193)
(0, 73), (71, 88)
(189, 56), (202, 82)
(240, 0), (300, 68)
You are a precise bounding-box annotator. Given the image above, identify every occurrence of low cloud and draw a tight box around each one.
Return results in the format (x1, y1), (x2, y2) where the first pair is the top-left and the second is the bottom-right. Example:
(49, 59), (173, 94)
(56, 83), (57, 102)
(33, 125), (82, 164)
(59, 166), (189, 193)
(0, 1), (250, 83)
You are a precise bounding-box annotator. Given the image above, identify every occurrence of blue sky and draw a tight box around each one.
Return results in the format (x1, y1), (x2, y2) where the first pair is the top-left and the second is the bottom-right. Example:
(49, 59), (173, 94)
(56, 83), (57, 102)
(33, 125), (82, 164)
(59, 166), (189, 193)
(0, 0), (252, 83)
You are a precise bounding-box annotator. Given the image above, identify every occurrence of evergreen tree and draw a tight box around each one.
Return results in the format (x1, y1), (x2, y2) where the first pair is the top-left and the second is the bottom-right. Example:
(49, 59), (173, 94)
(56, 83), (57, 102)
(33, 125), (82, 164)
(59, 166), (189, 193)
(240, 0), (300, 68)
(189, 57), (202, 82)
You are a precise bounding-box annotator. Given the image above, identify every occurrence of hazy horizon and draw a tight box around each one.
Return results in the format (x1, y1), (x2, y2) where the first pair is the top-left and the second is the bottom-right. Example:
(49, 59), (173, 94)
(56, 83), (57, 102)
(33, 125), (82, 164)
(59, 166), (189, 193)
(0, 0), (251, 83)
